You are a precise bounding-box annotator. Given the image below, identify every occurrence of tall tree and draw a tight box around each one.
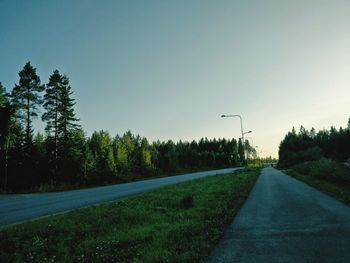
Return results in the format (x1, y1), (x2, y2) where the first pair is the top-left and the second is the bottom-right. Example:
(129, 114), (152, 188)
(42, 71), (81, 184)
(57, 76), (80, 144)
(11, 62), (44, 146)
(42, 70), (64, 178)
(0, 83), (11, 189)
(56, 74), (82, 183)
(0, 83), (11, 144)
(0, 82), (24, 190)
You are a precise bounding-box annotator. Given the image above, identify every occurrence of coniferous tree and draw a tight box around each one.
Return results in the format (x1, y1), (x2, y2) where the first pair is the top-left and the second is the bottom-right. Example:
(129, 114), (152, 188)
(0, 83), (11, 145)
(56, 75), (82, 183)
(1, 82), (26, 190)
(42, 70), (65, 180)
(0, 83), (11, 189)
(42, 71), (82, 184)
(57, 75), (80, 141)
(11, 62), (44, 146)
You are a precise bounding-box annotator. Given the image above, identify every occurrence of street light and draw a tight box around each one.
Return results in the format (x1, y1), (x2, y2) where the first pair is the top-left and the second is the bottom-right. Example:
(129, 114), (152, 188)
(221, 114), (252, 164)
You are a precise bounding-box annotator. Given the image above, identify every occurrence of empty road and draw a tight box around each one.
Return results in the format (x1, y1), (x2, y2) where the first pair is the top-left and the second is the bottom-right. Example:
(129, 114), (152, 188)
(0, 167), (241, 226)
(208, 167), (350, 263)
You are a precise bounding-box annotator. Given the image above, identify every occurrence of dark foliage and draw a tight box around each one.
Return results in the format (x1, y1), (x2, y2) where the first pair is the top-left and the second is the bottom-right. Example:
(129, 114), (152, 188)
(10, 62), (44, 146)
(278, 123), (350, 168)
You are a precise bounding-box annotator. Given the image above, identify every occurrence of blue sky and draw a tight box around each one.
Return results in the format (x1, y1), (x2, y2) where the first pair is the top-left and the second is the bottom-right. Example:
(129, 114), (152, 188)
(1, 0), (349, 157)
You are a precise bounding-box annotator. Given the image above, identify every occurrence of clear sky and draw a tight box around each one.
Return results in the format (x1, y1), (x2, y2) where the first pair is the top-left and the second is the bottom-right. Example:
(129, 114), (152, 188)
(1, 0), (349, 158)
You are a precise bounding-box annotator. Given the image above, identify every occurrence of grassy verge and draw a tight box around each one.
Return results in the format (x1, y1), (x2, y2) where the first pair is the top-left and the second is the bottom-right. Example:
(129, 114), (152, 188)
(0, 168), (260, 263)
(287, 170), (350, 205)
(14, 166), (236, 194)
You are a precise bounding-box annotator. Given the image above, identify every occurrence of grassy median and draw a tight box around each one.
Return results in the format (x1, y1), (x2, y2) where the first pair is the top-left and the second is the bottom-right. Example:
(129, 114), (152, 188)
(0, 168), (260, 263)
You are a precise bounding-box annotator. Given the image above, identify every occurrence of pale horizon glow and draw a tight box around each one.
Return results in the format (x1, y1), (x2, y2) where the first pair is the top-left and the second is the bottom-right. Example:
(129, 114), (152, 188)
(1, 0), (349, 158)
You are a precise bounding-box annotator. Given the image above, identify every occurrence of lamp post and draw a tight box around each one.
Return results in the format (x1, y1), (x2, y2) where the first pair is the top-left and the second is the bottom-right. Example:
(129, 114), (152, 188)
(221, 114), (252, 164)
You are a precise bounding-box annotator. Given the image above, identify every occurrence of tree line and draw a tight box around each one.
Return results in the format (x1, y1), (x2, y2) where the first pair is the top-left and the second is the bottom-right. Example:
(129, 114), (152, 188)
(278, 121), (350, 168)
(0, 62), (255, 192)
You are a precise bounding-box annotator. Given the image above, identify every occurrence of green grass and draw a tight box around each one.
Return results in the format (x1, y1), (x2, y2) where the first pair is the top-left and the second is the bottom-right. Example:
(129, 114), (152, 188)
(286, 169), (350, 206)
(0, 168), (260, 263)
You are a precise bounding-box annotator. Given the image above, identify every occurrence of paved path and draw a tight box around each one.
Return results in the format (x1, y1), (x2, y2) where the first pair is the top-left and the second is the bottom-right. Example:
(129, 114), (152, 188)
(0, 167), (241, 226)
(208, 167), (350, 263)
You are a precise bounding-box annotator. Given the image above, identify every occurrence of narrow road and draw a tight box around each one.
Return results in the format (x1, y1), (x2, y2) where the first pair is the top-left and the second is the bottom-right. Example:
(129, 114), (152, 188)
(208, 167), (350, 263)
(0, 167), (241, 226)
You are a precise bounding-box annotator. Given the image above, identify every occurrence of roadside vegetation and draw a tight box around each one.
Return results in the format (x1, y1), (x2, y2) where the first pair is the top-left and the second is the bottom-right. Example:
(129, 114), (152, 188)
(0, 62), (258, 193)
(278, 121), (350, 204)
(0, 168), (260, 263)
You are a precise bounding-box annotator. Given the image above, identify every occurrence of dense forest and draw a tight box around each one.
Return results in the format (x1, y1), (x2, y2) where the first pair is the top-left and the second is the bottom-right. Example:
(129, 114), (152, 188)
(278, 121), (350, 191)
(0, 62), (256, 192)
(278, 122), (350, 168)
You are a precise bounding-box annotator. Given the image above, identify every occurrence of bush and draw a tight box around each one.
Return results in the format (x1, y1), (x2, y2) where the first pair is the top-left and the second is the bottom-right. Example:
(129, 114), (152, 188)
(310, 159), (350, 185)
(293, 158), (350, 186)
(309, 159), (334, 179)
(293, 162), (312, 175)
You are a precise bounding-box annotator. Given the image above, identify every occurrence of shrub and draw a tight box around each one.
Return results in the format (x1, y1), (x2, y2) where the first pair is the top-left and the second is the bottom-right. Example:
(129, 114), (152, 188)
(309, 159), (350, 185)
(292, 158), (350, 187)
(293, 162), (312, 175)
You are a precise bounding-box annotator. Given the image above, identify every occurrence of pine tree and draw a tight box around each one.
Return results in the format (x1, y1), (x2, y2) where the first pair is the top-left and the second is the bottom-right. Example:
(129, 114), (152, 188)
(42, 71), (81, 184)
(56, 74), (81, 183)
(0, 83), (11, 189)
(11, 62), (44, 146)
(1, 82), (24, 190)
(57, 76), (80, 144)
(42, 70), (64, 178)
(0, 83), (11, 144)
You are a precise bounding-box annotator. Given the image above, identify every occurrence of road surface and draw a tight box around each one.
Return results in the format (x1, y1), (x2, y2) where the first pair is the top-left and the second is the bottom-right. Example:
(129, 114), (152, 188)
(208, 167), (350, 263)
(0, 167), (241, 226)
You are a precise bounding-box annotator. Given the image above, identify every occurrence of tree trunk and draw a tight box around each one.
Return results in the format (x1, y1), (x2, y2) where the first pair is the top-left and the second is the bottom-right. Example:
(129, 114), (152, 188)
(26, 87), (31, 145)
(4, 134), (10, 191)
(54, 96), (58, 186)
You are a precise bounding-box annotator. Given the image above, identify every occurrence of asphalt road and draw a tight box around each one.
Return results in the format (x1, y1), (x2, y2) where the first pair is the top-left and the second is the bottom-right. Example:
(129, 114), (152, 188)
(208, 167), (350, 263)
(0, 167), (241, 226)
